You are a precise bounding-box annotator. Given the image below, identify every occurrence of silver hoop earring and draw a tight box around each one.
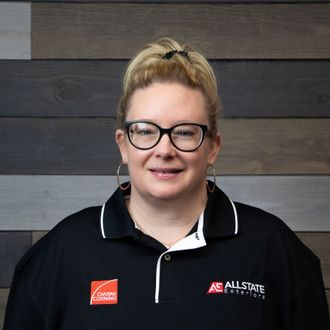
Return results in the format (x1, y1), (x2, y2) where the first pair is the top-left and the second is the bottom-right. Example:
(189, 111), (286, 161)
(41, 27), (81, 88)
(117, 162), (131, 191)
(206, 164), (216, 193)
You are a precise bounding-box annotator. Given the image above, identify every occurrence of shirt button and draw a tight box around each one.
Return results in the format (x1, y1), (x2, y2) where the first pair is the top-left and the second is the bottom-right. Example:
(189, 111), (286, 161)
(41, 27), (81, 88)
(164, 253), (171, 261)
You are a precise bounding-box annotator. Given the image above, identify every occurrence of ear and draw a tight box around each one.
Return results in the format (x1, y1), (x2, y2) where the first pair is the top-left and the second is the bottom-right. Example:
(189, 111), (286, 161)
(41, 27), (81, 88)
(207, 132), (221, 165)
(115, 129), (128, 163)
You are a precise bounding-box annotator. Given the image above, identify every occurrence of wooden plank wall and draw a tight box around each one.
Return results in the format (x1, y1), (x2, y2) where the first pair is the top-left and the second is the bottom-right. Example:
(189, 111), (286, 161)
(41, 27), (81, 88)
(0, 0), (329, 327)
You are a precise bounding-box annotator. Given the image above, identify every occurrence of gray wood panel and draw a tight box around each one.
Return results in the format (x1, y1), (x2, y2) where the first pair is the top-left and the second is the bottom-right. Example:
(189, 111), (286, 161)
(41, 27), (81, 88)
(31, 3), (330, 59)
(0, 232), (31, 287)
(0, 60), (329, 118)
(32, 231), (47, 245)
(0, 232), (32, 288)
(0, 3), (31, 59)
(217, 118), (330, 175)
(297, 233), (330, 288)
(0, 175), (329, 231)
(1, 118), (329, 175)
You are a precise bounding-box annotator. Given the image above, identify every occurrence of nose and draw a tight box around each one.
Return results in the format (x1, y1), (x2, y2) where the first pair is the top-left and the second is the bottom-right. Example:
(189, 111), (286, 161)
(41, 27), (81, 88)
(154, 132), (176, 158)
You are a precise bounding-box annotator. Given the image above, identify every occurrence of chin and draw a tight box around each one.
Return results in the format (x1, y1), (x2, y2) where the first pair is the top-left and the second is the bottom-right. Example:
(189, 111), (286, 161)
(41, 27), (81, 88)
(145, 184), (183, 201)
(151, 183), (202, 202)
(149, 190), (181, 201)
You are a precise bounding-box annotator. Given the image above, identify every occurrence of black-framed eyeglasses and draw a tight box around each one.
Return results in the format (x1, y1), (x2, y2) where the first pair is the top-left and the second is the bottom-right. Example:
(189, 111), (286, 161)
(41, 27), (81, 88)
(124, 121), (209, 152)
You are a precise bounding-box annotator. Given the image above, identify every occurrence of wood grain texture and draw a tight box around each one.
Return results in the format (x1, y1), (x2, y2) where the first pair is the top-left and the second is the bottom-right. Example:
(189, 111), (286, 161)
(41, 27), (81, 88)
(217, 118), (330, 175)
(0, 118), (118, 174)
(32, 231), (47, 245)
(0, 60), (125, 117)
(0, 3), (31, 59)
(215, 60), (330, 118)
(0, 289), (10, 330)
(0, 232), (31, 287)
(297, 233), (330, 288)
(31, 3), (330, 59)
(0, 175), (329, 231)
(0, 60), (329, 118)
(0, 118), (329, 175)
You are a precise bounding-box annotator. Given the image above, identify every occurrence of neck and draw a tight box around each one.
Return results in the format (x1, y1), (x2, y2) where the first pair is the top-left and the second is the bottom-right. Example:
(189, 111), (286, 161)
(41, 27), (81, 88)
(127, 188), (208, 248)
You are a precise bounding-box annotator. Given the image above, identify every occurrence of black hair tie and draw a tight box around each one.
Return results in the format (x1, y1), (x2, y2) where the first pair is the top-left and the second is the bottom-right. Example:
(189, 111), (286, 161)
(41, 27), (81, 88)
(161, 50), (189, 60)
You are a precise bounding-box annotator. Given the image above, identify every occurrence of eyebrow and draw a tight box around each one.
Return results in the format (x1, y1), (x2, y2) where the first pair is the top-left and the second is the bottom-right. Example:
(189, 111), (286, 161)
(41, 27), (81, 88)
(126, 119), (208, 126)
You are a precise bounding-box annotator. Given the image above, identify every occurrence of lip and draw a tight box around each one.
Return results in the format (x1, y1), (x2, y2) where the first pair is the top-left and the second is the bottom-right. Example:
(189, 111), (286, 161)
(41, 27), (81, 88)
(149, 167), (183, 179)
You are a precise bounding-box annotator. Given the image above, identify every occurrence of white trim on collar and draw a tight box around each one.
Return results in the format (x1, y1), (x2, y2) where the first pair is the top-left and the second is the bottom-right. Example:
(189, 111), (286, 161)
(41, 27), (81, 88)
(154, 210), (207, 304)
(100, 193), (239, 240)
(100, 203), (106, 239)
(100, 196), (239, 304)
(229, 198), (239, 235)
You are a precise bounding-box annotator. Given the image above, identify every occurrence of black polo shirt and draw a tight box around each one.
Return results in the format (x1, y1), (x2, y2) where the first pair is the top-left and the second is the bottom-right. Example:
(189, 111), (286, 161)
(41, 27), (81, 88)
(4, 186), (330, 329)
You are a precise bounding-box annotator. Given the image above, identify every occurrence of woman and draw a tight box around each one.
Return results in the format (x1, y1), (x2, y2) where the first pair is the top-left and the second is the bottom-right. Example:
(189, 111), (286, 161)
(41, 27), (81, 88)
(4, 38), (329, 329)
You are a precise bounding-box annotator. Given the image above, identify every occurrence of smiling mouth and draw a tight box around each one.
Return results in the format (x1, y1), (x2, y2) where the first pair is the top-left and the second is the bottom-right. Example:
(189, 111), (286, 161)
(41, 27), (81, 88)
(150, 168), (182, 174)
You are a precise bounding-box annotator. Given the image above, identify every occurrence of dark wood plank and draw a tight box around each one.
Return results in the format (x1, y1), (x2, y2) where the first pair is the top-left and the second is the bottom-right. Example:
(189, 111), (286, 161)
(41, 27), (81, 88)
(0, 118), (329, 175)
(0, 289), (10, 330)
(1, 60), (330, 118)
(0, 3), (31, 60)
(0, 60), (125, 117)
(214, 60), (330, 118)
(0, 118), (119, 174)
(0, 232), (31, 287)
(297, 233), (330, 289)
(0, 175), (329, 231)
(32, 3), (330, 59)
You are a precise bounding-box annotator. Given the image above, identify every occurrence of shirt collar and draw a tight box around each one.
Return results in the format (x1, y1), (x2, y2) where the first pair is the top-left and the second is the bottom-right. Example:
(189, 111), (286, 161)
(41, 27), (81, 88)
(100, 184), (239, 240)
(100, 187), (135, 239)
(203, 185), (239, 237)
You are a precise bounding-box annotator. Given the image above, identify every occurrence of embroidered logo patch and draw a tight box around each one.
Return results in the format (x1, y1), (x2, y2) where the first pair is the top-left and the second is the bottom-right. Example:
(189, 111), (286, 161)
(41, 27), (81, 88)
(207, 280), (266, 300)
(90, 279), (118, 305)
(207, 282), (224, 294)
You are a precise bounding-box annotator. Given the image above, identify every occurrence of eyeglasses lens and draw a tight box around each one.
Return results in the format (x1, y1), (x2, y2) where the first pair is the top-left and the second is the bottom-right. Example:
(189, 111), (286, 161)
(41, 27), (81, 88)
(128, 122), (159, 149)
(128, 122), (203, 151)
(171, 124), (203, 151)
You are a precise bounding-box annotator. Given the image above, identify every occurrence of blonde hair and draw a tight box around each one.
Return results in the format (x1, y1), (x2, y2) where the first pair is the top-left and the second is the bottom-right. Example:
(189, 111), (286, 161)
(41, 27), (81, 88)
(117, 37), (221, 137)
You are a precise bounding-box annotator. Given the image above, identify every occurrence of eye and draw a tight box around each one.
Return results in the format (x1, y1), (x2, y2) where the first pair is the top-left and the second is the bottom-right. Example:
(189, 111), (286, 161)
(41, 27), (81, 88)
(130, 123), (158, 136)
(175, 130), (194, 137)
(173, 126), (198, 138)
(136, 128), (154, 136)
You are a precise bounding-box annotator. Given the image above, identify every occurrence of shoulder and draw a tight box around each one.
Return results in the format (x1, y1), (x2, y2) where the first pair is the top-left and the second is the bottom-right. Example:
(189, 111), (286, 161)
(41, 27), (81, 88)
(234, 201), (294, 235)
(15, 205), (103, 273)
(234, 201), (320, 265)
(51, 205), (102, 238)
(234, 201), (288, 233)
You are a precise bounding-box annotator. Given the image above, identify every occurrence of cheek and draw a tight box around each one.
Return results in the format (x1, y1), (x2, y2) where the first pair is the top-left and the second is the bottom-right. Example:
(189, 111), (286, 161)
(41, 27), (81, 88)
(126, 148), (151, 169)
(186, 152), (209, 172)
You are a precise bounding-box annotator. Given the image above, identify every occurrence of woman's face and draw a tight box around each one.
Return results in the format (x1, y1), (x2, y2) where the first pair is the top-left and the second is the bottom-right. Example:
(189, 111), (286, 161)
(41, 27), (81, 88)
(116, 82), (221, 203)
